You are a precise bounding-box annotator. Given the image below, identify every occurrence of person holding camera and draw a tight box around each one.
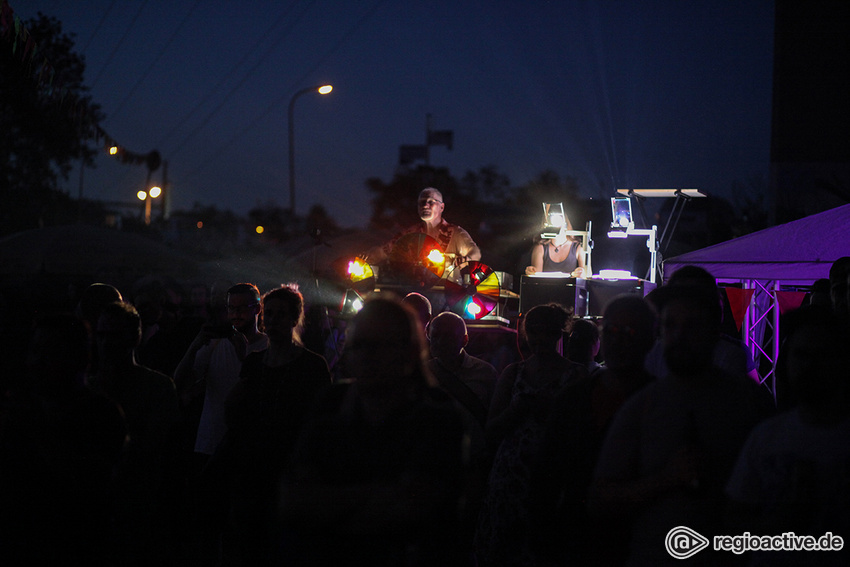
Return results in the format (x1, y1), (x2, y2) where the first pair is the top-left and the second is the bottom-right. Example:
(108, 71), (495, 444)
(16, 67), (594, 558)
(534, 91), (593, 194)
(173, 282), (268, 461)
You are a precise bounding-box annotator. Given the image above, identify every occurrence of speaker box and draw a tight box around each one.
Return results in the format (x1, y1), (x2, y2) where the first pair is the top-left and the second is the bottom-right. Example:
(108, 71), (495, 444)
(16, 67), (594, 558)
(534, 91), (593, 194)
(519, 276), (581, 315)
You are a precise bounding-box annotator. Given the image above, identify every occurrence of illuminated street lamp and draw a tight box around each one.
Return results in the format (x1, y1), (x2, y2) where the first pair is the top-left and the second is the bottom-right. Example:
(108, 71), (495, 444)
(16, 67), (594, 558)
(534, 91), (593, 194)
(138, 185), (162, 226)
(288, 84), (333, 215)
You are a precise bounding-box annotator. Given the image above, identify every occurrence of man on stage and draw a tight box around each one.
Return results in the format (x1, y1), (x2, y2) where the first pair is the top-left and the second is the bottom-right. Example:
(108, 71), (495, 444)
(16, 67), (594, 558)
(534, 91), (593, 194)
(365, 187), (481, 266)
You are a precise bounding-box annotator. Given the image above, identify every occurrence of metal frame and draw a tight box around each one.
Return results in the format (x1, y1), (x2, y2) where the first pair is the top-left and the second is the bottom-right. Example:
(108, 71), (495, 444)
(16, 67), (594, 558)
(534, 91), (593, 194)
(740, 279), (781, 401)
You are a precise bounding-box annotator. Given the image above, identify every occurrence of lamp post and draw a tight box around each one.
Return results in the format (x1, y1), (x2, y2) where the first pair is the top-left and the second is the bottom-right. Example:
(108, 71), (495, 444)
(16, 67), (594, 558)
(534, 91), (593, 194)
(138, 185), (162, 226)
(288, 84), (332, 216)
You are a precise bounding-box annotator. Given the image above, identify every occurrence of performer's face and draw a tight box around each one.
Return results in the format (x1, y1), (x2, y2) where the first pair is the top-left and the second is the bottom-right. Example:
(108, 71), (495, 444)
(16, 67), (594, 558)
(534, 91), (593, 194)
(418, 190), (444, 222)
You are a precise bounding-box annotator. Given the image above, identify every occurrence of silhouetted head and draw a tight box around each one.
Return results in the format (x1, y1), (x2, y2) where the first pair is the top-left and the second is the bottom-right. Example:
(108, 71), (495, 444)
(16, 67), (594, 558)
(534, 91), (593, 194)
(96, 301), (142, 366)
(344, 297), (433, 392)
(262, 284), (304, 345)
(807, 278), (831, 308)
(402, 292), (432, 329)
(601, 295), (657, 371)
(428, 311), (468, 362)
(75, 283), (123, 328)
(654, 284), (721, 378)
(227, 283), (261, 334)
(829, 256), (850, 316)
(566, 317), (600, 366)
(522, 303), (570, 354)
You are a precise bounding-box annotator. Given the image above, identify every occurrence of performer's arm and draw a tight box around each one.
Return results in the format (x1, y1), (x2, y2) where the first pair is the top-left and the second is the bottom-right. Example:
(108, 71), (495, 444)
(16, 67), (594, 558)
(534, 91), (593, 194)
(465, 242), (482, 262)
(572, 241), (586, 278)
(452, 226), (481, 263)
(525, 242), (545, 276)
(363, 244), (388, 264)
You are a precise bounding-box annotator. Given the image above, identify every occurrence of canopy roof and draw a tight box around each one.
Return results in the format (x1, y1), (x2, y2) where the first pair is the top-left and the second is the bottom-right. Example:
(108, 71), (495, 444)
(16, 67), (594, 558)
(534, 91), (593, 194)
(664, 204), (850, 284)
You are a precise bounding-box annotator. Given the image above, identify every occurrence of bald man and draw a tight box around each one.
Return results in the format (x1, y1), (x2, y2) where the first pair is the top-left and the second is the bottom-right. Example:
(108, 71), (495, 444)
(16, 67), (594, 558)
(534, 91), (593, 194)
(366, 187), (481, 266)
(427, 312), (496, 420)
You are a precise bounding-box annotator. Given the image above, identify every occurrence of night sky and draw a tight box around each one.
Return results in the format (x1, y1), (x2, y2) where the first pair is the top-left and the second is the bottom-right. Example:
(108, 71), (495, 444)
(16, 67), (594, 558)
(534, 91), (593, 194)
(17, 0), (775, 228)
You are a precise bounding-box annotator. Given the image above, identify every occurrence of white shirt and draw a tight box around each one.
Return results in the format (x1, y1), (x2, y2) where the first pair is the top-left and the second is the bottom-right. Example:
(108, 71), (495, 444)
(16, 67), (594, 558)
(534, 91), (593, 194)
(193, 334), (268, 455)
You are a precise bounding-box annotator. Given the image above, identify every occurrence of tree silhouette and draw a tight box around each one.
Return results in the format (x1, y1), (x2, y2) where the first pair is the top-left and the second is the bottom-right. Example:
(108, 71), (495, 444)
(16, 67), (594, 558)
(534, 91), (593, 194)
(0, 12), (104, 235)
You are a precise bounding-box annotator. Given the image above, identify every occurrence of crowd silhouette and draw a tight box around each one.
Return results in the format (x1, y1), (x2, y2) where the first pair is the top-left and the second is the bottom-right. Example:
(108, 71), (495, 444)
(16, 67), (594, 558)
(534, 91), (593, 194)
(1, 260), (849, 566)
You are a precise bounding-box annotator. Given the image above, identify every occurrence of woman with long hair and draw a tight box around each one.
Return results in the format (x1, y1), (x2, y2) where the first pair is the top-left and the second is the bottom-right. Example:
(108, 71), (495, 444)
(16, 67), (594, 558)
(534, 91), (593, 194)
(524, 211), (585, 277)
(218, 284), (331, 566)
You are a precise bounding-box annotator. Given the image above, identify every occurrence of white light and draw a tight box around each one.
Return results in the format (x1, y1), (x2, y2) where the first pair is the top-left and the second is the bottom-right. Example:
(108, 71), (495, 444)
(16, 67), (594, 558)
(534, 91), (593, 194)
(599, 269), (635, 279)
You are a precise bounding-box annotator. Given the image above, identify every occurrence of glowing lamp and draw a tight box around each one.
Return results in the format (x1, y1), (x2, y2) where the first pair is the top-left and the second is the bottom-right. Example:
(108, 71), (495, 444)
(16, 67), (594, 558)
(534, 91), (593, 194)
(149, 186), (162, 198)
(347, 257), (374, 283)
(541, 202), (567, 239)
(464, 298), (482, 318)
(610, 197), (633, 229)
(136, 190), (147, 201)
(427, 248), (445, 265)
(109, 146), (119, 155)
(340, 289), (365, 316)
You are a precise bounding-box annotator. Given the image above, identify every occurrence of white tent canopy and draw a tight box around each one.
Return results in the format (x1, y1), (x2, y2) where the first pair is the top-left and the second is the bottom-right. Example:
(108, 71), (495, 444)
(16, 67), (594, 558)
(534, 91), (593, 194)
(664, 203), (850, 285)
(663, 203), (850, 395)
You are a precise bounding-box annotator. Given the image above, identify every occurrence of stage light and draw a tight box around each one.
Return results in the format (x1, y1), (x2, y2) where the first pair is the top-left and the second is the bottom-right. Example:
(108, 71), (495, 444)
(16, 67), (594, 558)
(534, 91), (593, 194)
(340, 289), (365, 315)
(464, 297), (482, 318)
(599, 269), (635, 280)
(347, 257), (373, 283)
(541, 202), (567, 239)
(427, 248), (445, 265)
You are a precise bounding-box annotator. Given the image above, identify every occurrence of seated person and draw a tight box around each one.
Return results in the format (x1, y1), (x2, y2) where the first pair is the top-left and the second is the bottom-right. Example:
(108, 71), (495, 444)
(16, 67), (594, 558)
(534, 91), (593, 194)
(525, 211), (585, 277)
(364, 187), (481, 267)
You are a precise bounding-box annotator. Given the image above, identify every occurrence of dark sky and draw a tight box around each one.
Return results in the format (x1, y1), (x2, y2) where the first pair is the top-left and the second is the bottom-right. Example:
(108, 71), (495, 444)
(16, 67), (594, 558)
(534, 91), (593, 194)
(19, 0), (775, 228)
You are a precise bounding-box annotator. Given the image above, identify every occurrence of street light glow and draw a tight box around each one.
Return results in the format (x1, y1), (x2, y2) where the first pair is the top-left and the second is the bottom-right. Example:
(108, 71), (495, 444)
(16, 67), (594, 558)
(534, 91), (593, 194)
(288, 83), (334, 215)
(137, 190), (147, 201)
(149, 186), (162, 198)
(109, 146), (119, 155)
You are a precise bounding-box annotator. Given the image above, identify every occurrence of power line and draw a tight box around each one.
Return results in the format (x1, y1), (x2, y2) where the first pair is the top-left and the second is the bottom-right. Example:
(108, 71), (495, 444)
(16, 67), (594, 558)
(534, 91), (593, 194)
(163, 0), (317, 156)
(109, 0), (203, 118)
(89, 0), (150, 90)
(176, 0), (386, 189)
(100, 0), (301, 201)
(79, 0), (117, 54)
(155, 0), (308, 150)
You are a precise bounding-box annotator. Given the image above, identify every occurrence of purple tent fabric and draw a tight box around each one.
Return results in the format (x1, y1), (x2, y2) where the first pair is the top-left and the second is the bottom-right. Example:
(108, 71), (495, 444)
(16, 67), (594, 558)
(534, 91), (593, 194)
(664, 204), (850, 284)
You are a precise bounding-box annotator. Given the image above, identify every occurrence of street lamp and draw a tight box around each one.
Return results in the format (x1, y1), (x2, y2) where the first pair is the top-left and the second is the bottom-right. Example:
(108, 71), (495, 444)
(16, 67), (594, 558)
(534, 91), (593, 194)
(288, 84), (333, 215)
(138, 185), (162, 226)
